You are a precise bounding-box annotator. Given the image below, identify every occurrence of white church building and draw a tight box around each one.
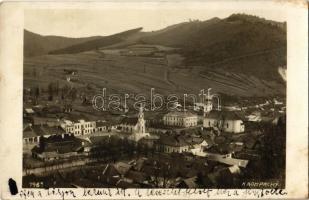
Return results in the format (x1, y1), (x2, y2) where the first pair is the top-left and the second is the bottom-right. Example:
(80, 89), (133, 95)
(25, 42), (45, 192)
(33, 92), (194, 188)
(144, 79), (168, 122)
(203, 110), (245, 133)
(118, 107), (150, 141)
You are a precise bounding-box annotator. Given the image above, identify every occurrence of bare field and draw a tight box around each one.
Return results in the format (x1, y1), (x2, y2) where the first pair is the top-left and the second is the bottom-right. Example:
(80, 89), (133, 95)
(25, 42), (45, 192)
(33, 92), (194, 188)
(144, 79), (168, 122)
(24, 50), (285, 97)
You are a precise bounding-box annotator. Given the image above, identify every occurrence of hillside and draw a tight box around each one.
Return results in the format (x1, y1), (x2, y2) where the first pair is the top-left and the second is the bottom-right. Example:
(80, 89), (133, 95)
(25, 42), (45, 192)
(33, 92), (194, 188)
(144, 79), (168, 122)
(44, 14), (286, 81)
(49, 28), (143, 55)
(24, 30), (102, 57)
(140, 14), (286, 81)
(24, 14), (286, 97)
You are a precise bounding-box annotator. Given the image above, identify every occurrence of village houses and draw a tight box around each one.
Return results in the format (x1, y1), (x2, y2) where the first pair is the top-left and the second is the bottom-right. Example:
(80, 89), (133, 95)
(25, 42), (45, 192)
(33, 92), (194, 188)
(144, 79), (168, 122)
(155, 134), (210, 154)
(203, 110), (245, 133)
(31, 134), (89, 161)
(156, 135), (190, 153)
(23, 124), (67, 145)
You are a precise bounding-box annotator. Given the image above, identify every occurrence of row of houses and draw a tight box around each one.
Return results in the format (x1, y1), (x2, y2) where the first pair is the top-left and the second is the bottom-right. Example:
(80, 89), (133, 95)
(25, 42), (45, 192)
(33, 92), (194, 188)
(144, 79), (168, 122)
(86, 154), (246, 188)
(162, 110), (245, 133)
(24, 109), (245, 147)
(119, 110), (245, 134)
(23, 124), (66, 144)
(23, 118), (116, 145)
(155, 134), (212, 154)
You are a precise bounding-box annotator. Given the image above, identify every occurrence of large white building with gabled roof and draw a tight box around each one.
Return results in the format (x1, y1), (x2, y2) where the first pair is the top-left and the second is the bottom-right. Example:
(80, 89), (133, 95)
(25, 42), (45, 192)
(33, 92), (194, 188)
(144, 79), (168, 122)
(60, 116), (96, 136)
(163, 111), (198, 127)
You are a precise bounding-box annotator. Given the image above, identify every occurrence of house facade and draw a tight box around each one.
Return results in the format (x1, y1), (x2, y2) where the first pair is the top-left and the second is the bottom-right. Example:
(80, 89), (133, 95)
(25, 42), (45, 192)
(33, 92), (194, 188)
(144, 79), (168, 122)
(23, 124), (66, 145)
(163, 111), (198, 127)
(95, 121), (118, 132)
(31, 134), (87, 161)
(203, 110), (245, 133)
(61, 119), (96, 136)
(156, 135), (190, 153)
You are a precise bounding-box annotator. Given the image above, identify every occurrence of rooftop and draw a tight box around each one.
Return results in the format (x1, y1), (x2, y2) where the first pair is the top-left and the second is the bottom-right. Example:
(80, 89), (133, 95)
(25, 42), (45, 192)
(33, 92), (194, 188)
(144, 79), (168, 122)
(31, 135), (85, 154)
(23, 124), (66, 138)
(114, 162), (132, 175)
(205, 110), (243, 121)
(96, 120), (117, 127)
(164, 111), (197, 118)
(158, 135), (188, 147)
(120, 117), (138, 125)
(63, 114), (90, 123)
(206, 153), (249, 168)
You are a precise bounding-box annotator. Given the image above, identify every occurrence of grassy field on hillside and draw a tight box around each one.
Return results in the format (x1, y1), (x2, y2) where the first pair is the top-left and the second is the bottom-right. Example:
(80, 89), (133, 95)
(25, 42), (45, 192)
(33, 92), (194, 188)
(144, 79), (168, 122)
(24, 49), (285, 100)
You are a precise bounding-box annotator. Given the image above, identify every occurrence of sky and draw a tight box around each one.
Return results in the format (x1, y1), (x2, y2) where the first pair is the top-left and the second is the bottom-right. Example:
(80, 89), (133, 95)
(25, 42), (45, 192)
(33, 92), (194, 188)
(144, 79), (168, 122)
(24, 2), (287, 38)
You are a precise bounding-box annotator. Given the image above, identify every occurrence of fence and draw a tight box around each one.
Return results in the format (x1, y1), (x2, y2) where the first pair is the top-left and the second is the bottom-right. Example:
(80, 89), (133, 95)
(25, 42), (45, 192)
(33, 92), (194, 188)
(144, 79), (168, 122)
(23, 158), (97, 176)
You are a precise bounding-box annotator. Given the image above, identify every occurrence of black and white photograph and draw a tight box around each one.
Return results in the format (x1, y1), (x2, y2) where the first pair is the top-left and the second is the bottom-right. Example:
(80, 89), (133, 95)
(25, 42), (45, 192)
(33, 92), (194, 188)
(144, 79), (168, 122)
(0, 1), (307, 199)
(21, 7), (288, 189)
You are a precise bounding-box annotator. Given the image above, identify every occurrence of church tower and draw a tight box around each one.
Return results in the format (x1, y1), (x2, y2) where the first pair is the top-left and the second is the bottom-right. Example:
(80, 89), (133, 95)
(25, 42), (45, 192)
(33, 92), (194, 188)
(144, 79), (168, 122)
(128, 106), (150, 142)
(204, 88), (213, 116)
(137, 106), (145, 133)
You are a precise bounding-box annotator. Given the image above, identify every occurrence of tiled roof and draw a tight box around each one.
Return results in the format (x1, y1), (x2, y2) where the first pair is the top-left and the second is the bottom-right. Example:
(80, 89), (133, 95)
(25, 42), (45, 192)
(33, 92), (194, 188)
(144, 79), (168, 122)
(158, 135), (188, 147)
(138, 134), (160, 141)
(206, 110), (242, 120)
(164, 111), (197, 118)
(64, 114), (89, 123)
(32, 135), (84, 154)
(32, 141), (78, 154)
(23, 125), (65, 138)
(206, 153), (249, 168)
(114, 162), (132, 175)
(183, 176), (198, 188)
(120, 117), (138, 125)
(184, 135), (204, 145)
(96, 121), (108, 127)
(89, 135), (110, 145)
(134, 158), (147, 171)
(103, 164), (120, 177)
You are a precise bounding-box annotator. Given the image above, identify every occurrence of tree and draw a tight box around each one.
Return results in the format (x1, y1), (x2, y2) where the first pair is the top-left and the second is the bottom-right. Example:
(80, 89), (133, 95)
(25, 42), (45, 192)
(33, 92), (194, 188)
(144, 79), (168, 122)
(47, 82), (54, 101)
(196, 172), (204, 188)
(162, 162), (171, 188)
(39, 136), (46, 149)
(70, 88), (77, 102)
(32, 68), (37, 77)
(145, 144), (150, 157)
(34, 86), (40, 99)
(55, 81), (59, 96)
(61, 85), (69, 98)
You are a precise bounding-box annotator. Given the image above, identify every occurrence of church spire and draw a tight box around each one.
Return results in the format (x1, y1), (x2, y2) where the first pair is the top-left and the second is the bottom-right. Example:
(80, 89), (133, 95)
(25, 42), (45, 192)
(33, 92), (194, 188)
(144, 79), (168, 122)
(137, 106), (145, 133)
(138, 105), (144, 120)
